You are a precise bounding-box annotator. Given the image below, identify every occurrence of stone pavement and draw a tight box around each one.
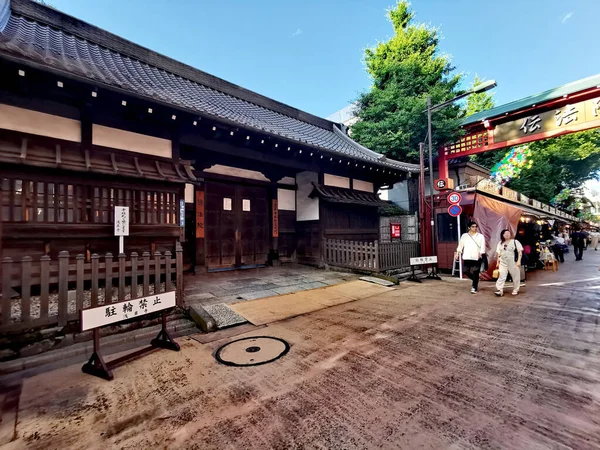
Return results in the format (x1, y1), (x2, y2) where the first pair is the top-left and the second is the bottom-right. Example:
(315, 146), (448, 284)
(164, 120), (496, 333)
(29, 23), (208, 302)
(2, 252), (600, 449)
(184, 265), (359, 308)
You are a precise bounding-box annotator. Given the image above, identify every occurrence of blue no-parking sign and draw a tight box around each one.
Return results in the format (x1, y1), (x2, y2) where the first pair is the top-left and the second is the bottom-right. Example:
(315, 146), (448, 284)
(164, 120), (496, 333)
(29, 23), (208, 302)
(448, 204), (462, 217)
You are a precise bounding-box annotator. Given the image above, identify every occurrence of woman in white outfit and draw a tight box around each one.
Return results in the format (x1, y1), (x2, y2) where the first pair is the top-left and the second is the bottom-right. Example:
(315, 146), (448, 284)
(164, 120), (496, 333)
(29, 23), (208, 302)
(495, 229), (523, 297)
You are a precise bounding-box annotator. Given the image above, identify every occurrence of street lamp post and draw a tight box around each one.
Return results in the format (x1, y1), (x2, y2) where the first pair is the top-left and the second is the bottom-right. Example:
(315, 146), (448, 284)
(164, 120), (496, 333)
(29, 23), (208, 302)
(424, 80), (497, 259)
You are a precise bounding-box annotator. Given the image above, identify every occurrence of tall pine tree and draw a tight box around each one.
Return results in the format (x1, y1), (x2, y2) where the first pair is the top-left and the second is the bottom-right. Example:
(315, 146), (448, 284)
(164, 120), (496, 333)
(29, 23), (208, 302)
(351, 1), (463, 163)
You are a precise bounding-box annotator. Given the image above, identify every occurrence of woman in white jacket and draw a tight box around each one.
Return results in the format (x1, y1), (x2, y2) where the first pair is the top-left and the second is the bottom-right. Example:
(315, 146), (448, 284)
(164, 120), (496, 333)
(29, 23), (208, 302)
(495, 229), (523, 297)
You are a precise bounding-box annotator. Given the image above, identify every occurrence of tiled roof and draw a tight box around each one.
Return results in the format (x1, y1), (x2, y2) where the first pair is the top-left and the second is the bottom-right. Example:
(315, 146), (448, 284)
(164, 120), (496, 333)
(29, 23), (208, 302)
(309, 184), (390, 207)
(0, 2), (419, 173)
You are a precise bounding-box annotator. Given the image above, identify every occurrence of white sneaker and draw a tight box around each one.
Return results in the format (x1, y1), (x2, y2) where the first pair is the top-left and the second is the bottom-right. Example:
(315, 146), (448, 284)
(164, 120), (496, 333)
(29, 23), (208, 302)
(471, 288), (477, 294)
(512, 291), (519, 296)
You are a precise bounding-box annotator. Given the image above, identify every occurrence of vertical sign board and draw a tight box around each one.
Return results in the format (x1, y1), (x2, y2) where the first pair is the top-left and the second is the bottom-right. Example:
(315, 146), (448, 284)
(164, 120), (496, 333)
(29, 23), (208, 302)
(114, 206), (129, 236)
(195, 191), (205, 238)
(390, 223), (401, 239)
(272, 199), (279, 238)
(179, 198), (185, 242)
(114, 206), (129, 254)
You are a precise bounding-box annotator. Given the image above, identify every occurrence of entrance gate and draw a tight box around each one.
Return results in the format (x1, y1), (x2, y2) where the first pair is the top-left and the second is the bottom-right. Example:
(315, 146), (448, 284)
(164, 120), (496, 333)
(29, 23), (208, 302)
(205, 181), (269, 270)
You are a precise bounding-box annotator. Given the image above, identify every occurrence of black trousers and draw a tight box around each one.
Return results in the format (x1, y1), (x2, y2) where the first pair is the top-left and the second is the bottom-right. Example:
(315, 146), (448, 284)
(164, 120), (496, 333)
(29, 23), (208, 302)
(553, 245), (565, 263)
(574, 246), (584, 260)
(464, 259), (481, 290)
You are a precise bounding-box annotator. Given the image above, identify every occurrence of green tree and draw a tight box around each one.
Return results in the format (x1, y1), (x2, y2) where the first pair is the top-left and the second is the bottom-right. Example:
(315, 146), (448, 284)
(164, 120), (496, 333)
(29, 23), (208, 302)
(465, 75), (506, 169)
(351, 1), (463, 163)
(507, 130), (600, 203)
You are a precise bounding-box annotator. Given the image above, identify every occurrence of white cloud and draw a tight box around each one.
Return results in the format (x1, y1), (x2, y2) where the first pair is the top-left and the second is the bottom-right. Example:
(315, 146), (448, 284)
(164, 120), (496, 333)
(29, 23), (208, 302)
(561, 12), (573, 24)
(291, 28), (303, 38)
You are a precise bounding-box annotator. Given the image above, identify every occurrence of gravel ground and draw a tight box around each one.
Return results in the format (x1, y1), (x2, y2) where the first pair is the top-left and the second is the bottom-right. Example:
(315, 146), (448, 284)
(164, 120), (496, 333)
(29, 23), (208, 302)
(9, 282), (175, 322)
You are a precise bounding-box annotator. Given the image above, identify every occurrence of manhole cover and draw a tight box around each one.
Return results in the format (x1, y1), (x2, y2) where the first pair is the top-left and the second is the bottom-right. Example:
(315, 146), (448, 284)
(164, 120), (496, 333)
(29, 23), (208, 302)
(215, 336), (290, 367)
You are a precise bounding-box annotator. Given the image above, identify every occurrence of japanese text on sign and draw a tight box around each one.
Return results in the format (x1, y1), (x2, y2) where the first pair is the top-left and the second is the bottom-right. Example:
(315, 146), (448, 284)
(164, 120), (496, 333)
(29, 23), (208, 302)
(409, 256), (438, 266)
(272, 199), (279, 238)
(180, 199), (185, 227)
(114, 206), (129, 236)
(81, 291), (176, 331)
(390, 223), (401, 239)
(196, 191), (205, 238)
(494, 96), (600, 143)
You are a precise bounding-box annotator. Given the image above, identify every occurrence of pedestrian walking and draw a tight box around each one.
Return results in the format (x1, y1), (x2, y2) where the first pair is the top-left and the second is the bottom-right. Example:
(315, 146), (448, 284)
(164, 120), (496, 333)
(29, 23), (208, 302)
(455, 221), (486, 294)
(591, 232), (599, 251)
(552, 233), (565, 263)
(571, 227), (586, 261)
(494, 229), (523, 297)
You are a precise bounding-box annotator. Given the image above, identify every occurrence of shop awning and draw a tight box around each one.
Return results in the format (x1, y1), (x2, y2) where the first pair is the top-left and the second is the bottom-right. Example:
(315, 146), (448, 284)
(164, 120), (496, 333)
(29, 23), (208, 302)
(0, 131), (196, 183)
(309, 184), (390, 207)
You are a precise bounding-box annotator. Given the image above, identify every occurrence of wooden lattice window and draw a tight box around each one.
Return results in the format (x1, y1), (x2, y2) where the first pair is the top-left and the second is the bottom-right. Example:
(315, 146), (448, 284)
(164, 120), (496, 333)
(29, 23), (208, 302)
(1, 175), (180, 226)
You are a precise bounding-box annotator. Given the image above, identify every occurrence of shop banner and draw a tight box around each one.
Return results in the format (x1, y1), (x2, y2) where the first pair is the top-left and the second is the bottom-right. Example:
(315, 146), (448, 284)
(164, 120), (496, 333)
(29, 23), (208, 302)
(473, 195), (523, 281)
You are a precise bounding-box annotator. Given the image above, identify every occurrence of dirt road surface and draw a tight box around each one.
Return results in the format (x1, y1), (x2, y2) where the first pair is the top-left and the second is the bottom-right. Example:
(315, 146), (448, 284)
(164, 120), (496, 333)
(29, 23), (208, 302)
(3, 254), (600, 449)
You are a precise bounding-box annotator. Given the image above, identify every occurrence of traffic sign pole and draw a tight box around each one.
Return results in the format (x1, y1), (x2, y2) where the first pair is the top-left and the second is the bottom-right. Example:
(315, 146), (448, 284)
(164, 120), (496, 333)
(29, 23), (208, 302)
(457, 216), (463, 279)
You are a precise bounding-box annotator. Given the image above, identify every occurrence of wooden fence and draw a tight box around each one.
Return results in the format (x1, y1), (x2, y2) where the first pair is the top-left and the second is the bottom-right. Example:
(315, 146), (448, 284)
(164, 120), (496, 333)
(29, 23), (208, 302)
(1, 243), (183, 333)
(323, 238), (419, 273)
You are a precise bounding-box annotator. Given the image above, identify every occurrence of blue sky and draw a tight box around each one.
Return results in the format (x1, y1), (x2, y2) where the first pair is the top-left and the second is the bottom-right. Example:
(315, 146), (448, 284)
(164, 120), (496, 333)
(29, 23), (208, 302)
(46, 0), (599, 119)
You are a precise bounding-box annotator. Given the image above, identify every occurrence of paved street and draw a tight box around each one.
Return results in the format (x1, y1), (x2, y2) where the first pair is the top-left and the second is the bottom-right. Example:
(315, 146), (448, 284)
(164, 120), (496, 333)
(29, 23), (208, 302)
(3, 251), (600, 449)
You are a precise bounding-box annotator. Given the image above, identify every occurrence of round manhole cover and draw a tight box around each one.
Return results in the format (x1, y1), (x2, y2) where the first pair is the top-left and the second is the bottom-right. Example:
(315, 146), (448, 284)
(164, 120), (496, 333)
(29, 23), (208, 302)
(215, 336), (290, 367)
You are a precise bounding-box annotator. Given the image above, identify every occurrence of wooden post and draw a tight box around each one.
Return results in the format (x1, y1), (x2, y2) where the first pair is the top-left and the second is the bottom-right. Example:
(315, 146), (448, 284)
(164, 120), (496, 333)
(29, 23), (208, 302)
(154, 251), (161, 295)
(165, 251), (172, 292)
(1, 257), (11, 326)
(176, 242), (183, 305)
(374, 241), (380, 272)
(143, 251), (150, 297)
(105, 253), (113, 304)
(118, 253), (126, 302)
(19, 256), (31, 324)
(76, 254), (84, 313)
(58, 251), (69, 326)
(40, 255), (50, 319)
(91, 253), (99, 308)
(131, 252), (139, 300)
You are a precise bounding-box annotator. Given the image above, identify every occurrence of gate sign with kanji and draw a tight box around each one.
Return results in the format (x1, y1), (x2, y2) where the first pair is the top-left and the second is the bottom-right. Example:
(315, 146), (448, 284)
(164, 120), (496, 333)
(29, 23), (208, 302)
(448, 204), (462, 217)
(447, 192), (462, 205)
(390, 223), (401, 239)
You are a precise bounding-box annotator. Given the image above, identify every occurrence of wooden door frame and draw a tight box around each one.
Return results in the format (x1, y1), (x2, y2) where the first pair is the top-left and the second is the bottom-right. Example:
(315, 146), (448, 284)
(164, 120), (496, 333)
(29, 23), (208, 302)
(204, 179), (270, 271)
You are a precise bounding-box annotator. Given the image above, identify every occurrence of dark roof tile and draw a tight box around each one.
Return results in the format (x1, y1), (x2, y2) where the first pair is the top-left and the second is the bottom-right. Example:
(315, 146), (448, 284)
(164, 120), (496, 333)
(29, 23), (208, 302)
(0, 8), (419, 173)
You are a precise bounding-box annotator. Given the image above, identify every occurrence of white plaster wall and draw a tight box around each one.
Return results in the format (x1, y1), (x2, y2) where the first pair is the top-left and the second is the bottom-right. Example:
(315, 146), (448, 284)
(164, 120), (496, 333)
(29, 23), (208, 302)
(185, 184), (194, 203)
(93, 125), (171, 158)
(278, 188), (296, 211)
(203, 164), (270, 182)
(324, 173), (350, 189)
(353, 179), (374, 193)
(0, 104), (81, 142)
(280, 176), (296, 185)
(296, 171), (319, 221)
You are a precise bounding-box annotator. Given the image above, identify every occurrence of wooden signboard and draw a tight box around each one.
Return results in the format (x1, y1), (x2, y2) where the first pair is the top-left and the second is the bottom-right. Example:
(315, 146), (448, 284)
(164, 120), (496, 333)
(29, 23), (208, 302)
(494, 96), (600, 145)
(81, 291), (176, 331)
(195, 191), (205, 238)
(272, 199), (279, 238)
(80, 291), (179, 380)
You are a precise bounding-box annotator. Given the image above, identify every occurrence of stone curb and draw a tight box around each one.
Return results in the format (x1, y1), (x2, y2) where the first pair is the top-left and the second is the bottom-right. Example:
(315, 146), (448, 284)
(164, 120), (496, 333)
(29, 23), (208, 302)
(189, 304), (217, 332)
(0, 319), (198, 376)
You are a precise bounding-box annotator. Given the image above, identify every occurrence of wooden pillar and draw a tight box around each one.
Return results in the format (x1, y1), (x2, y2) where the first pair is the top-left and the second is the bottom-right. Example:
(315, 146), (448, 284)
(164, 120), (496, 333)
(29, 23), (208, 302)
(194, 184), (206, 270)
(269, 184), (280, 266)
